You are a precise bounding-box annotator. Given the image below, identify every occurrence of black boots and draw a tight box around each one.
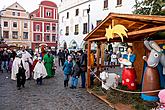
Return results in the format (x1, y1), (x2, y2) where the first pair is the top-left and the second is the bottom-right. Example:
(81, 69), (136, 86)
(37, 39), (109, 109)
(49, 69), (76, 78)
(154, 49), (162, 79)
(64, 80), (68, 87)
(70, 86), (76, 89)
(64, 80), (66, 87)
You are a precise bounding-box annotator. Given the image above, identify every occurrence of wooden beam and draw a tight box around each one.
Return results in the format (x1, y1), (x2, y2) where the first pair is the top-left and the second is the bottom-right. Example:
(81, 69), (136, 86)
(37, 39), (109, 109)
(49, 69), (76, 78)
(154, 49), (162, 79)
(137, 24), (148, 30)
(112, 19), (115, 27)
(96, 43), (101, 75)
(101, 42), (105, 71)
(103, 23), (112, 27)
(128, 22), (136, 28)
(128, 25), (165, 36)
(87, 41), (91, 88)
(96, 29), (106, 33)
(90, 35), (104, 38)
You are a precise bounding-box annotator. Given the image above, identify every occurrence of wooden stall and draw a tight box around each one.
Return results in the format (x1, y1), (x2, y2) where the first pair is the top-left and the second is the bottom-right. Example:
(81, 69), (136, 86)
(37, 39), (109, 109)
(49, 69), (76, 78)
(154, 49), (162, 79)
(84, 13), (165, 88)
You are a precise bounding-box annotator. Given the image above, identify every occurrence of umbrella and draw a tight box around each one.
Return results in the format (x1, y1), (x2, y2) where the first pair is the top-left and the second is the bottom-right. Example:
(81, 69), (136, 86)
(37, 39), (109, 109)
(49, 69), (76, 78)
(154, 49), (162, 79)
(0, 44), (8, 48)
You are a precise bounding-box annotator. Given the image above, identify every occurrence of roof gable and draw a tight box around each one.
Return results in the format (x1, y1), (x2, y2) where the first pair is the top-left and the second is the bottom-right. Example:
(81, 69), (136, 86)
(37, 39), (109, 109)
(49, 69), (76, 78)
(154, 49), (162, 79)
(6, 2), (26, 12)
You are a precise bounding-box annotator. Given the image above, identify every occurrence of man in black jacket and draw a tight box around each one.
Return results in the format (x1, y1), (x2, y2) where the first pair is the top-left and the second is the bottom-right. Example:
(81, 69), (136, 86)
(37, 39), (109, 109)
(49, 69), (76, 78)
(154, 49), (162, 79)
(79, 50), (87, 88)
(57, 49), (62, 66)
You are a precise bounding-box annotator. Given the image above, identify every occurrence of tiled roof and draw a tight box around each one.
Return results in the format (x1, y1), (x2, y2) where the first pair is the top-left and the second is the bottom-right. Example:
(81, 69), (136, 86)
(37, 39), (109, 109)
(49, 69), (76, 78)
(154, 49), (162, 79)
(40, 1), (57, 7)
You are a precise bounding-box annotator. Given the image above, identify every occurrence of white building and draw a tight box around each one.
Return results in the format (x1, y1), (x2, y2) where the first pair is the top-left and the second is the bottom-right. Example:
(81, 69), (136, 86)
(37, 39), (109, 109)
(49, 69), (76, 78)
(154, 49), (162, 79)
(58, 0), (136, 50)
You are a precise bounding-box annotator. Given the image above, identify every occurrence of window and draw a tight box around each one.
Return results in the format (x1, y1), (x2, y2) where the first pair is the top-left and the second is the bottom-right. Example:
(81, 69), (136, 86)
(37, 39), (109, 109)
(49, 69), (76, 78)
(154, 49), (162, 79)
(52, 35), (56, 41)
(36, 24), (40, 31)
(66, 12), (69, 19)
(3, 31), (9, 38)
(52, 25), (56, 31)
(65, 26), (69, 35)
(75, 9), (79, 16)
(13, 22), (17, 28)
(17, 12), (20, 16)
(12, 31), (18, 39)
(83, 23), (88, 34)
(104, 0), (108, 9)
(74, 24), (79, 35)
(12, 12), (15, 16)
(117, 0), (122, 6)
(46, 9), (52, 17)
(4, 22), (8, 27)
(83, 9), (87, 17)
(35, 34), (40, 41)
(24, 23), (28, 28)
(23, 32), (28, 39)
(46, 35), (50, 41)
(46, 11), (51, 16)
(96, 20), (102, 25)
(46, 25), (50, 31)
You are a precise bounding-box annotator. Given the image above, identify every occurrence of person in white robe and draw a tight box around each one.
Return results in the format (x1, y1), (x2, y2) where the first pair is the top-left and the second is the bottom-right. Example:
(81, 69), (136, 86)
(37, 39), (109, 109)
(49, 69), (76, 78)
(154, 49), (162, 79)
(11, 55), (21, 80)
(11, 52), (26, 90)
(20, 46), (33, 79)
(33, 57), (47, 85)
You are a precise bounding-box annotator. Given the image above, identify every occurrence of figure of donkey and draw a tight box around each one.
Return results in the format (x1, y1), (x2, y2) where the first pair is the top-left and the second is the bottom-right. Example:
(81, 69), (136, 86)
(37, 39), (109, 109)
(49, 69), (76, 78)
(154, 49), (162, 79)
(142, 40), (165, 101)
(143, 40), (165, 74)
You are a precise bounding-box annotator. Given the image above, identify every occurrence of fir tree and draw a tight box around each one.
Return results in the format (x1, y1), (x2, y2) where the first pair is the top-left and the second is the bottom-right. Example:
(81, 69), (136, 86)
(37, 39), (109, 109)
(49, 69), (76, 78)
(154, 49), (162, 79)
(133, 0), (165, 15)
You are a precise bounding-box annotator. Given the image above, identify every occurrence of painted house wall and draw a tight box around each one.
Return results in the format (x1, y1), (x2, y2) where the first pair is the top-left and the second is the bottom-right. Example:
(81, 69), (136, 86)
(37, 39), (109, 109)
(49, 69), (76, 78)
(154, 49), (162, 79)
(0, 2), (31, 47)
(30, 1), (58, 50)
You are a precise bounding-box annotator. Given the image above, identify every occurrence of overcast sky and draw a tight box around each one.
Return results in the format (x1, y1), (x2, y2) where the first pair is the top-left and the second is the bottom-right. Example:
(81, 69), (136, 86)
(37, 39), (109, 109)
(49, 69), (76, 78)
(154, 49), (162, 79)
(0, 0), (60, 13)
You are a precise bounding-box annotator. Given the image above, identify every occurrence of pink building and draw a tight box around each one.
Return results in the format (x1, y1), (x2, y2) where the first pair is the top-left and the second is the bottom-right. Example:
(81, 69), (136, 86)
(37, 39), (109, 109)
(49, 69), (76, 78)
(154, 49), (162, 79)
(30, 1), (58, 51)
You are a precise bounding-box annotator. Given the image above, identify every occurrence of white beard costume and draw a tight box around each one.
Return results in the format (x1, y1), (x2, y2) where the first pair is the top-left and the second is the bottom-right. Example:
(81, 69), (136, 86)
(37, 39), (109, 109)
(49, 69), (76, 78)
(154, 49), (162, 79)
(33, 62), (47, 80)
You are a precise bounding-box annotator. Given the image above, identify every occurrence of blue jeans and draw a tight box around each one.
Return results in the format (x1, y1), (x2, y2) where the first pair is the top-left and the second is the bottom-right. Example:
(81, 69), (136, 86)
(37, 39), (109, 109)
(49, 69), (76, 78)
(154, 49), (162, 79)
(71, 76), (78, 87)
(1, 61), (8, 71)
(81, 72), (86, 88)
(64, 74), (70, 81)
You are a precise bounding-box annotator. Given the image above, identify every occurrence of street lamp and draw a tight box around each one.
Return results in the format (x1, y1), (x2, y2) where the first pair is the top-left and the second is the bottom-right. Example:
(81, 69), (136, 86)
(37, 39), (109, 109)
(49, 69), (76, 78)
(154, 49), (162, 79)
(0, 24), (4, 44)
(87, 5), (90, 33)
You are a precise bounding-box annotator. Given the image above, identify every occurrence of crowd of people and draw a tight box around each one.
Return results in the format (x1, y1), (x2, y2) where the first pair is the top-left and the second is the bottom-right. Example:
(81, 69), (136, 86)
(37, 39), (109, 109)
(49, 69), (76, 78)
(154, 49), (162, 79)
(58, 49), (87, 89)
(0, 45), (120, 90)
(0, 46), (55, 90)
(0, 48), (17, 73)
(57, 48), (123, 89)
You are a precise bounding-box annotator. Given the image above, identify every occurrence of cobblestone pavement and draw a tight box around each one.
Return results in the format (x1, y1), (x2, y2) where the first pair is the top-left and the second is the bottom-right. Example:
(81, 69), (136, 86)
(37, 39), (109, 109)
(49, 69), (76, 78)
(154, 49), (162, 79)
(0, 63), (112, 110)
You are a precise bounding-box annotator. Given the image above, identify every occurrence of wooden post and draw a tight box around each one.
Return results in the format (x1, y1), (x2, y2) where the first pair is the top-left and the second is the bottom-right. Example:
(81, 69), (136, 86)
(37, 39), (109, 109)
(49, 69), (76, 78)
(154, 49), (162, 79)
(112, 19), (115, 27)
(101, 42), (105, 71)
(133, 41), (145, 84)
(96, 42), (101, 75)
(87, 40), (91, 88)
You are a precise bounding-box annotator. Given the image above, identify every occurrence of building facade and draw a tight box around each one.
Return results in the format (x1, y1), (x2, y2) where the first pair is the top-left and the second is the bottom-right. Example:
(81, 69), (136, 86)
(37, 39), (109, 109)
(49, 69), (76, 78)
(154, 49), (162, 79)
(58, 0), (135, 50)
(0, 2), (31, 47)
(30, 1), (58, 51)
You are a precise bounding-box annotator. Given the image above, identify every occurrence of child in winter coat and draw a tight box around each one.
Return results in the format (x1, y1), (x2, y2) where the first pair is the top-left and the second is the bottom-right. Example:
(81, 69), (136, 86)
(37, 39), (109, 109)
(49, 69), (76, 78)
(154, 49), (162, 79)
(63, 56), (73, 87)
(33, 57), (47, 85)
(70, 57), (81, 89)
